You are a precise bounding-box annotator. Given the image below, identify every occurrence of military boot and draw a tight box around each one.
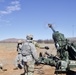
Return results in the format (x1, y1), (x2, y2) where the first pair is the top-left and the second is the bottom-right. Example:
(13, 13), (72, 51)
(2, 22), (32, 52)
(0, 67), (7, 71)
(2, 68), (7, 71)
(13, 67), (18, 70)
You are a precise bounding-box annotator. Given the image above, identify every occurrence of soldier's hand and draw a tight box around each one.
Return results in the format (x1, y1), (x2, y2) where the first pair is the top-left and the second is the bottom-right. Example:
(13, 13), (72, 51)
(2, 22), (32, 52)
(45, 46), (49, 50)
(18, 64), (23, 69)
(35, 60), (41, 66)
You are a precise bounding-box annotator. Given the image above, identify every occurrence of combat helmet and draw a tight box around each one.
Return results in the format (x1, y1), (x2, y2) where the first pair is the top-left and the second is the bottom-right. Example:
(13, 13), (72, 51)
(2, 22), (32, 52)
(17, 40), (23, 43)
(26, 34), (33, 40)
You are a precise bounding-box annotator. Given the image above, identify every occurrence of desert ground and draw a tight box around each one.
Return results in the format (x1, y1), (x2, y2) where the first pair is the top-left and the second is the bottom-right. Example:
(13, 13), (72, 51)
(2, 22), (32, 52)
(0, 43), (75, 75)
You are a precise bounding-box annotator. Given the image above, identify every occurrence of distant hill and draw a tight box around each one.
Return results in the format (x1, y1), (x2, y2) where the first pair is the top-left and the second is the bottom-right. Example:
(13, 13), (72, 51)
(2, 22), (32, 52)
(0, 38), (25, 43)
(0, 37), (76, 43)
(68, 37), (76, 42)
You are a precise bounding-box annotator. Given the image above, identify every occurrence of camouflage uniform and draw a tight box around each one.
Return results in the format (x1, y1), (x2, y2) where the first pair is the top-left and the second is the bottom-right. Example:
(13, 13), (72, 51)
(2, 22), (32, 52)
(32, 40), (49, 58)
(32, 41), (44, 49)
(14, 40), (23, 70)
(21, 35), (38, 75)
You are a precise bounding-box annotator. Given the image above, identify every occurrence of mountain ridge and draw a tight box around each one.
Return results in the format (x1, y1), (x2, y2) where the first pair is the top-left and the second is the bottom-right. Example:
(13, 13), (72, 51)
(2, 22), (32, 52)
(0, 37), (76, 43)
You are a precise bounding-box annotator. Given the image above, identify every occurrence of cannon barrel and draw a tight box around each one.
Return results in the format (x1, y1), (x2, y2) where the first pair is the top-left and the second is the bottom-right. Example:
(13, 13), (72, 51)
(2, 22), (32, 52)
(48, 24), (56, 32)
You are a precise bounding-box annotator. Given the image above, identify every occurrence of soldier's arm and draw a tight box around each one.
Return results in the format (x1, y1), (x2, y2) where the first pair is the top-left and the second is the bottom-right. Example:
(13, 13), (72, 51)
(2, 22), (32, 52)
(35, 43), (45, 49)
(32, 41), (49, 50)
(30, 43), (38, 61)
(35, 42), (49, 50)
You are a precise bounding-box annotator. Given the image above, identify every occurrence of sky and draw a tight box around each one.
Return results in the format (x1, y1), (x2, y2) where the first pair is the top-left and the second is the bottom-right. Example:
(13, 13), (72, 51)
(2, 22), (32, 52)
(0, 0), (76, 40)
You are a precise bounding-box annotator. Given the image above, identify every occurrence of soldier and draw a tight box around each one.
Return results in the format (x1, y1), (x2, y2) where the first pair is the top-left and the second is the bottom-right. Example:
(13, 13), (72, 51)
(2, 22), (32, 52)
(13, 40), (23, 70)
(21, 34), (39, 75)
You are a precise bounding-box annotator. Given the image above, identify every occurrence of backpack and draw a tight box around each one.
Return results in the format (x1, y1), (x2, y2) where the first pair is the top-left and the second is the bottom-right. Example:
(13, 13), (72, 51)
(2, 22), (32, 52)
(21, 42), (32, 56)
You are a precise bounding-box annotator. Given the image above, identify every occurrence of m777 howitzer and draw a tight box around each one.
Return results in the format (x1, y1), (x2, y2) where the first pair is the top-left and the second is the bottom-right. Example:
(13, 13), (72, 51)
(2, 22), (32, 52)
(48, 24), (76, 74)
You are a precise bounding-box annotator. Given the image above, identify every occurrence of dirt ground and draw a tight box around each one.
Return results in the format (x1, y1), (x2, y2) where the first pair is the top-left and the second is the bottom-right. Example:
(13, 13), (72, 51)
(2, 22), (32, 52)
(0, 43), (67, 75)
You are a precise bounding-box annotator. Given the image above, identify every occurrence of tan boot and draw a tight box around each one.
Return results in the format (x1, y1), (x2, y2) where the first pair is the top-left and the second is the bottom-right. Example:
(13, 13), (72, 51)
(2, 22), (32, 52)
(13, 67), (18, 70)
(0, 67), (7, 71)
(2, 68), (7, 71)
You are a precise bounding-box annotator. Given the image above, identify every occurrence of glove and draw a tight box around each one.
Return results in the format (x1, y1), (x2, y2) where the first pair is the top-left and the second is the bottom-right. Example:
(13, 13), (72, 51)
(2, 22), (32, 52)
(35, 60), (41, 65)
(18, 64), (23, 69)
(45, 46), (49, 50)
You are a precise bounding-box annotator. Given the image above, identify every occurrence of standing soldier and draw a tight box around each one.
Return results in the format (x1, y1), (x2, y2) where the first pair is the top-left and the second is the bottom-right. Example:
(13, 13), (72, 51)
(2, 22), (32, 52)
(21, 34), (39, 75)
(13, 40), (23, 70)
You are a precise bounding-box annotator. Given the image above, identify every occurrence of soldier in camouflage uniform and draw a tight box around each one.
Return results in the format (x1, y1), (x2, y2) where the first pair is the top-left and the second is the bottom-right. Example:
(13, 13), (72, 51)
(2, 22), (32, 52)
(13, 40), (23, 70)
(21, 34), (38, 75)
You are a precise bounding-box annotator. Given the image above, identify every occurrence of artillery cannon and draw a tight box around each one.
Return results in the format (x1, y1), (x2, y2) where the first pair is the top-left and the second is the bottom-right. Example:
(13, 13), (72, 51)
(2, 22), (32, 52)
(48, 24), (76, 74)
(36, 24), (76, 75)
(48, 24), (76, 60)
